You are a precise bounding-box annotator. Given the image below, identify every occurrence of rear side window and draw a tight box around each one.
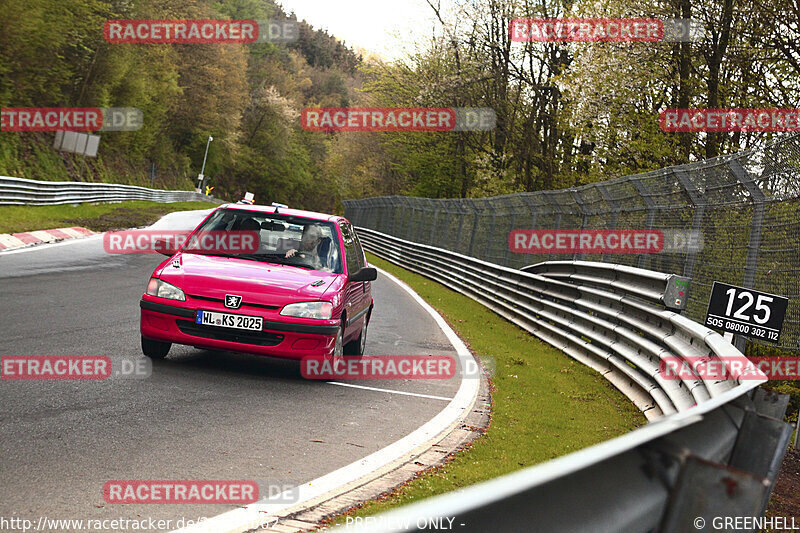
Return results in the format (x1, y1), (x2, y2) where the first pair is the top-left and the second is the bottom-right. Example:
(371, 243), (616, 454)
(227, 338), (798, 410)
(340, 222), (362, 275)
(351, 224), (367, 266)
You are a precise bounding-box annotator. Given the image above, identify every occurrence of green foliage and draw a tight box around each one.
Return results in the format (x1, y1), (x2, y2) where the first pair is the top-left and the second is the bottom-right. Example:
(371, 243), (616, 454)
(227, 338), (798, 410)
(4, 0), (797, 210)
(329, 0), (800, 200)
(0, 0), (359, 213)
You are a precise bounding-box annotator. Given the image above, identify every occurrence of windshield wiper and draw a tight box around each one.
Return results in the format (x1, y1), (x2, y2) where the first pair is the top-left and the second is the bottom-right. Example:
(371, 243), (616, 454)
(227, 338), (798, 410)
(256, 255), (316, 269)
(187, 251), (318, 270)
(188, 252), (268, 262)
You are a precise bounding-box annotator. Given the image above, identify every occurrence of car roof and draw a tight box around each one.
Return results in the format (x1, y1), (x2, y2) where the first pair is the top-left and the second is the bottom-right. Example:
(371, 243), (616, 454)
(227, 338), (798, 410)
(219, 203), (347, 223)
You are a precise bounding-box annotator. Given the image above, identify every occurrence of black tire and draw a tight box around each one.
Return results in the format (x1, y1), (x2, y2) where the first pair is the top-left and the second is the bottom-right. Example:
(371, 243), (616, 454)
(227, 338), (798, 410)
(141, 335), (171, 359)
(344, 311), (369, 357)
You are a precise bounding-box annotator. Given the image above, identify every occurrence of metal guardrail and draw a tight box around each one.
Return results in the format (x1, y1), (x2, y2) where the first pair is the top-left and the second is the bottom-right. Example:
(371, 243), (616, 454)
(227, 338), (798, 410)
(520, 260), (691, 313)
(341, 227), (793, 533)
(0, 176), (222, 205)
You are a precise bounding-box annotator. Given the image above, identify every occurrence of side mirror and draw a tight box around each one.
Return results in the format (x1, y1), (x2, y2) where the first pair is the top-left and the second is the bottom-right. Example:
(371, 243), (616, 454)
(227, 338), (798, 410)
(154, 239), (178, 256)
(349, 266), (377, 282)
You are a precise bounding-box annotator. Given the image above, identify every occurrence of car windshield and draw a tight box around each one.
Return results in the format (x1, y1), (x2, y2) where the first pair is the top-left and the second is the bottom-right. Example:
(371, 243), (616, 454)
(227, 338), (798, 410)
(189, 208), (342, 274)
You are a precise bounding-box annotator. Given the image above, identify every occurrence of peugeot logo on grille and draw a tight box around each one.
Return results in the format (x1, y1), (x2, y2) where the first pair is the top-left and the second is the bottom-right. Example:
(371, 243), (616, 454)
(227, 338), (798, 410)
(224, 294), (243, 309)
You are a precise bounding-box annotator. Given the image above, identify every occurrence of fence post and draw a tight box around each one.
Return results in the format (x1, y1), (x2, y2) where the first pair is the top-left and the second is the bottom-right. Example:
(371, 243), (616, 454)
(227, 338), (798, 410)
(729, 159), (767, 353)
(631, 177), (657, 269)
(521, 194), (540, 267)
(367, 197), (377, 229)
(569, 188), (589, 261)
(673, 168), (706, 281)
(353, 200), (361, 225)
(484, 199), (498, 262)
(429, 199), (440, 247)
(417, 198), (432, 244)
(364, 198), (378, 229)
(342, 200), (352, 222)
(455, 199), (467, 254)
(376, 197), (388, 233)
(382, 197), (393, 234)
(596, 183), (619, 263)
(503, 196), (517, 267)
(467, 199), (481, 257)
(542, 192), (563, 262)
(403, 197), (415, 240)
(389, 196), (398, 236)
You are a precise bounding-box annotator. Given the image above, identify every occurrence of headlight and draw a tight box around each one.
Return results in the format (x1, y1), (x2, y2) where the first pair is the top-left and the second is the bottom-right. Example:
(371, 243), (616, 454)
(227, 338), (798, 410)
(146, 278), (186, 301)
(280, 301), (333, 320)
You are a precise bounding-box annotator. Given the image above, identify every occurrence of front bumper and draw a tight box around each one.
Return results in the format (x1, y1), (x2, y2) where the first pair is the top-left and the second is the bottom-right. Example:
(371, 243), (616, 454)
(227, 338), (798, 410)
(139, 297), (339, 359)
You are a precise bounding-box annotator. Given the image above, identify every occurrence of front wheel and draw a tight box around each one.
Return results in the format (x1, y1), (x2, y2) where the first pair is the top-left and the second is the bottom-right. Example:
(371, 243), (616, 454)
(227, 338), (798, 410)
(323, 324), (345, 368)
(141, 335), (171, 359)
(344, 313), (369, 357)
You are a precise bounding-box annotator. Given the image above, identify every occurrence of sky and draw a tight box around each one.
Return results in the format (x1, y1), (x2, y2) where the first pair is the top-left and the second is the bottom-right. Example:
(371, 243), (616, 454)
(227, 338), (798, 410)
(277, 0), (440, 62)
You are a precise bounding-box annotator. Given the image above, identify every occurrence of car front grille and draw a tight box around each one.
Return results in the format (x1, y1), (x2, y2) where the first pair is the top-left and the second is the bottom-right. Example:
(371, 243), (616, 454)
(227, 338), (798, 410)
(187, 294), (280, 310)
(176, 320), (284, 346)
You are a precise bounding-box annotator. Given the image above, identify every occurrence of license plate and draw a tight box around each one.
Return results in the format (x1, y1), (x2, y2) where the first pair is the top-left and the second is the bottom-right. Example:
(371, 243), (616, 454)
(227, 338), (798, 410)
(196, 310), (263, 331)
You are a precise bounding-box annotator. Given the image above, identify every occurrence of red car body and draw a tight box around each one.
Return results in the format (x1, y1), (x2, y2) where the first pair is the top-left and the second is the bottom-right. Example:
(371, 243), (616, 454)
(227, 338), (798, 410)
(139, 204), (374, 360)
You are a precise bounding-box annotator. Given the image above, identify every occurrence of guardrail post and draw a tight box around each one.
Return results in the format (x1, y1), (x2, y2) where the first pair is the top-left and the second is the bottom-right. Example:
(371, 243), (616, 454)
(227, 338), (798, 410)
(596, 183), (619, 263)
(674, 168), (706, 281)
(728, 409), (794, 515)
(631, 177), (657, 270)
(752, 388), (791, 420)
(729, 159), (766, 352)
(659, 455), (771, 533)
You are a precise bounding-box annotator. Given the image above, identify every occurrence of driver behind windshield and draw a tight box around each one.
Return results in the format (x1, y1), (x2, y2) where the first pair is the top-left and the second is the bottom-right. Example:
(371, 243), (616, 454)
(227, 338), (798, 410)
(237, 217), (263, 250)
(285, 224), (323, 269)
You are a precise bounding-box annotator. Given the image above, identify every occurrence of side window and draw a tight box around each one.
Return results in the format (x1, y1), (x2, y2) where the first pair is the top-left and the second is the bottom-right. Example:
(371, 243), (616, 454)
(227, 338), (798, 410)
(351, 224), (366, 267)
(340, 223), (360, 275)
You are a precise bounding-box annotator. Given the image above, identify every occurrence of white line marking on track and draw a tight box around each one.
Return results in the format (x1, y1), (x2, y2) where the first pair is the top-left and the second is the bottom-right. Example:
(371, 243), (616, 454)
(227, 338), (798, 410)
(326, 381), (453, 401)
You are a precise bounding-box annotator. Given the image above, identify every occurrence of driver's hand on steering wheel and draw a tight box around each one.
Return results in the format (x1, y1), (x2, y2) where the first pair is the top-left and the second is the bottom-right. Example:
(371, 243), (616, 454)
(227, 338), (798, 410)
(285, 249), (299, 258)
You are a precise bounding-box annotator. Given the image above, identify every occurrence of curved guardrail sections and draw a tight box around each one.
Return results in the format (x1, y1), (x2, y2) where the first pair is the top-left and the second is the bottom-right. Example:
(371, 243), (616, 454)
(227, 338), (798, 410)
(520, 260), (690, 312)
(343, 226), (793, 532)
(357, 227), (755, 420)
(0, 176), (221, 205)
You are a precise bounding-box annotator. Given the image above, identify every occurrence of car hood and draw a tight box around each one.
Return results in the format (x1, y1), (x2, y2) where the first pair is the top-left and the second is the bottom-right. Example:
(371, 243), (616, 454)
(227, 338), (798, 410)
(156, 252), (339, 306)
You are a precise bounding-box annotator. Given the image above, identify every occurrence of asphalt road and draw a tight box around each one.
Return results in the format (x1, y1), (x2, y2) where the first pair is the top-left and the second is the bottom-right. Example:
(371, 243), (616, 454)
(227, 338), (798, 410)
(0, 210), (463, 531)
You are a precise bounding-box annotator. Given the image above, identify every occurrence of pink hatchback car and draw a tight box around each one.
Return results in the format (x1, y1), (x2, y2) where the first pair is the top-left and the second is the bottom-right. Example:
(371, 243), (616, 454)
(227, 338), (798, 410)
(139, 204), (376, 361)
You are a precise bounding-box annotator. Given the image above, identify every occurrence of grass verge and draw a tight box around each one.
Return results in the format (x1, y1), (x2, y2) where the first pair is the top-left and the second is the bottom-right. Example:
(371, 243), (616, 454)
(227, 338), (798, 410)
(328, 253), (646, 524)
(0, 201), (216, 234)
